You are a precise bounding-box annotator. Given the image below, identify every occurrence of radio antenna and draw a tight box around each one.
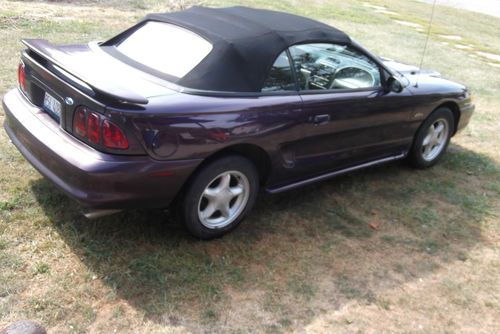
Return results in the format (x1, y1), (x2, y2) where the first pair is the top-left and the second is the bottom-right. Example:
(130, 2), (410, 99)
(415, 0), (437, 88)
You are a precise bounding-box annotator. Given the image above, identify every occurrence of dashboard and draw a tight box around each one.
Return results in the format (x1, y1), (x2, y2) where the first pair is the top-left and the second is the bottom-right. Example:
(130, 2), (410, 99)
(292, 45), (381, 90)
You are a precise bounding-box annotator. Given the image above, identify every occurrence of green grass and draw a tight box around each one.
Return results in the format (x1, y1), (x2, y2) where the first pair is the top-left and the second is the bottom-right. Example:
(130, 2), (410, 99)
(0, 0), (499, 333)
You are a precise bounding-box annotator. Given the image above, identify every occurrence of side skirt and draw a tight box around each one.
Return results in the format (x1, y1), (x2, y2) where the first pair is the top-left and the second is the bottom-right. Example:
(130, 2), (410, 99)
(266, 152), (407, 194)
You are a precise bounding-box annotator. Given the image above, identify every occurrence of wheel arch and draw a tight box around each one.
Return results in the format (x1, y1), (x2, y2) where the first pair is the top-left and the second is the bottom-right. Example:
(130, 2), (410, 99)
(409, 102), (457, 157)
(183, 143), (272, 190)
(435, 101), (460, 135)
(207, 144), (271, 183)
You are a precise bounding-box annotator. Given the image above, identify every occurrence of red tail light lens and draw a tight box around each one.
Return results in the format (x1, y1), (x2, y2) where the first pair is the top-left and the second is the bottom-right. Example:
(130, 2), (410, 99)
(73, 107), (87, 137)
(72, 106), (129, 150)
(102, 120), (129, 149)
(87, 112), (101, 144)
(18, 62), (26, 92)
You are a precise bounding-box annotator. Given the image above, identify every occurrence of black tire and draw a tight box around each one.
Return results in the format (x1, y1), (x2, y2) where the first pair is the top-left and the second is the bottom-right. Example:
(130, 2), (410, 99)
(409, 107), (455, 168)
(179, 156), (259, 239)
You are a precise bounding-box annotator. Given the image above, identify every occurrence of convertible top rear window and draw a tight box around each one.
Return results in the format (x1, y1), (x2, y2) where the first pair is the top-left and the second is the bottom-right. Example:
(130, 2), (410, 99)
(116, 21), (213, 78)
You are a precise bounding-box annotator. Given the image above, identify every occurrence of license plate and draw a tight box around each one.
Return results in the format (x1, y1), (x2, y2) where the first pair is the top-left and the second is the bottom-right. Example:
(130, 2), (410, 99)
(43, 92), (62, 119)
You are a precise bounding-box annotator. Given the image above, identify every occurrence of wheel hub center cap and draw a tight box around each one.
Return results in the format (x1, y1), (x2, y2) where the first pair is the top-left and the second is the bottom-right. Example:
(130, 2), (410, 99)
(216, 190), (233, 205)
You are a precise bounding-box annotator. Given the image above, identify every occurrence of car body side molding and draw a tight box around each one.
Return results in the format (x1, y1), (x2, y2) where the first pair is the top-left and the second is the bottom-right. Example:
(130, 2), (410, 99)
(266, 152), (407, 193)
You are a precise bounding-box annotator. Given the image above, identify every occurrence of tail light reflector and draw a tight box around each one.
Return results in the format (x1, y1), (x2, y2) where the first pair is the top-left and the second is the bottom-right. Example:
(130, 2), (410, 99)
(18, 62), (26, 93)
(87, 112), (101, 144)
(73, 107), (87, 137)
(103, 120), (129, 149)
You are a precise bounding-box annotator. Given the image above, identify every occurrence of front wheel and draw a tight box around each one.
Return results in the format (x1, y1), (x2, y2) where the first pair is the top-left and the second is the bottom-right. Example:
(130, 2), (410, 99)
(179, 156), (259, 239)
(409, 107), (455, 168)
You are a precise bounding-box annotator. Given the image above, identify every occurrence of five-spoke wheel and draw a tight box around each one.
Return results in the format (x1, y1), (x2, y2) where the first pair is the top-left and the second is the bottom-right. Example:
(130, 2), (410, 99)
(421, 118), (449, 162)
(198, 171), (250, 229)
(409, 107), (454, 168)
(180, 156), (259, 239)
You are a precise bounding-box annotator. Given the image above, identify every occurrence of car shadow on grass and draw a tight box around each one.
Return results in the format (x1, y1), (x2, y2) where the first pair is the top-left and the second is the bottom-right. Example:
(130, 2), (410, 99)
(31, 144), (499, 331)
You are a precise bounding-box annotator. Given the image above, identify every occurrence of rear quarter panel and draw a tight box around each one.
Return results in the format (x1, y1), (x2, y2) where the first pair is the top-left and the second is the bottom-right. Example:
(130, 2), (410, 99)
(121, 92), (304, 186)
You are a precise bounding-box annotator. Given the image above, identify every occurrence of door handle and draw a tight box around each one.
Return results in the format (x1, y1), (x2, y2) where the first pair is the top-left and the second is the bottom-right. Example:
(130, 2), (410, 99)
(313, 114), (330, 125)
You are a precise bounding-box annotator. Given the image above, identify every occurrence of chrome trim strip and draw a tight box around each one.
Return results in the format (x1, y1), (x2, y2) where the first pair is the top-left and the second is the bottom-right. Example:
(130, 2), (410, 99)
(266, 153), (406, 194)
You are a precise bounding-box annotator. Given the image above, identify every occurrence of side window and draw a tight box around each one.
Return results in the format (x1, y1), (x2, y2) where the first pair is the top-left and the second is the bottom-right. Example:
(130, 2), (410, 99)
(261, 51), (296, 92)
(288, 43), (381, 91)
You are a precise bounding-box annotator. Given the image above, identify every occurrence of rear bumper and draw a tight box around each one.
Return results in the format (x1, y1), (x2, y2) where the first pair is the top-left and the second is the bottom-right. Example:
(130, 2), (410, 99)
(2, 89), (202, 209)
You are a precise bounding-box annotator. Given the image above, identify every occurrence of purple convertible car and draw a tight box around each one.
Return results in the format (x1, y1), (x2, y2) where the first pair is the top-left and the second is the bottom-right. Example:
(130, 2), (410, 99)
(3, 6), (474, 238)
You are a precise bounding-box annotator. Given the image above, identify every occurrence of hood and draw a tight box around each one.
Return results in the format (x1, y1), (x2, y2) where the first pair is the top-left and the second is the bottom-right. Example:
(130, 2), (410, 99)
(381, 57), (441, 83)
(381, 57), (466, 93)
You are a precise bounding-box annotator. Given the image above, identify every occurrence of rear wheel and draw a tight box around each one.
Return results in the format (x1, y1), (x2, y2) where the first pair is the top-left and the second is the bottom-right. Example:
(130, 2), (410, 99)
(179, 156), (259, 239)
(409, 107), (454, 168)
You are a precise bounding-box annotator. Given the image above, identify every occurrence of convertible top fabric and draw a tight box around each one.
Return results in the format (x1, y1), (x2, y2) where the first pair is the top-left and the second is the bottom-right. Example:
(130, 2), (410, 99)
(142, 6), (351, 92)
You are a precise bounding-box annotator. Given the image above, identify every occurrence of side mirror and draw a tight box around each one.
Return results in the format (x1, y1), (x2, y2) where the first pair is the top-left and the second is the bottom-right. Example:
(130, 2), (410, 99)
(387, 76), (404, 93)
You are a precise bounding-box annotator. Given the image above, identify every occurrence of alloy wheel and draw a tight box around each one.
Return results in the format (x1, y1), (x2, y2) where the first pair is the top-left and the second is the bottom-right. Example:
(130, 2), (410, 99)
(421, 118), (449, 162)
(197, 171), (250, 229)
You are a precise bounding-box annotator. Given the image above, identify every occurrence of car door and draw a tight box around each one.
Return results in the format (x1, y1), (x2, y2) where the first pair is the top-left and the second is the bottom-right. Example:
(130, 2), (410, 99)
(289, 43), (416, 177)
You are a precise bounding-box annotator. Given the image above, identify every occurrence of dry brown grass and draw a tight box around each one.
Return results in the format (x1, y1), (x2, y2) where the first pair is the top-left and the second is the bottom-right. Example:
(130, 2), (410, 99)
(0, 0), (499, 333)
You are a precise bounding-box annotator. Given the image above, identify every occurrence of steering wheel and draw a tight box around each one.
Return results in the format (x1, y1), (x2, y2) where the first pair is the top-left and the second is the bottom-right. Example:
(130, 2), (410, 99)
(330, 66), (375, 89)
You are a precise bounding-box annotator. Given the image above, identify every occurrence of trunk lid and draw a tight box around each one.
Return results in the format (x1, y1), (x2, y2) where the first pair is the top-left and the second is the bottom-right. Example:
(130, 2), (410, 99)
(22, 39), (176, 105)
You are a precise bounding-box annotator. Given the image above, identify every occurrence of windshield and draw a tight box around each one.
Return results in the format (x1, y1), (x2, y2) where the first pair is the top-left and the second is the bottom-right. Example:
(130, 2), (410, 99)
(116, 21), (213, 78)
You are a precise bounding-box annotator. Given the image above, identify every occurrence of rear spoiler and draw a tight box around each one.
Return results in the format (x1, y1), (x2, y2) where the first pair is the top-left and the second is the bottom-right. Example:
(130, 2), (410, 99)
(21, 39), (149, 105)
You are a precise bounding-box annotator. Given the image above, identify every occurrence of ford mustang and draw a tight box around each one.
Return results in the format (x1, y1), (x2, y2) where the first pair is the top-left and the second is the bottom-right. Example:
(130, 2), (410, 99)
(2, 6), (474, 239)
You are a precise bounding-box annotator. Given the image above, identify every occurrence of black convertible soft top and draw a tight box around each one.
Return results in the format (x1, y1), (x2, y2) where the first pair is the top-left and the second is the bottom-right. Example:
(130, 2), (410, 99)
(110, 6), (351, 93)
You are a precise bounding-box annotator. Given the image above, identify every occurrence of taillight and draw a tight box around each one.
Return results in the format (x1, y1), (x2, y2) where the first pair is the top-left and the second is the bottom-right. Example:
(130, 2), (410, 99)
(73, 108), (87, 137)
(18, 62), (26, 93)
(103, 120), (129, 149)
(87, 113), (101, 144)
(72, 106), (129, 150)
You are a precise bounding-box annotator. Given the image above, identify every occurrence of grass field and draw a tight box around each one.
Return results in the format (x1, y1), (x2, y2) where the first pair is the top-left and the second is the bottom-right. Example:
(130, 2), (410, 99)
(0, 0), (499, 333)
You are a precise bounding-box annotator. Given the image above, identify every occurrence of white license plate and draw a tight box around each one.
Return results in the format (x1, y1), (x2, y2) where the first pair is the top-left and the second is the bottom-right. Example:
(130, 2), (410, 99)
(43, 92), (62, 119)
